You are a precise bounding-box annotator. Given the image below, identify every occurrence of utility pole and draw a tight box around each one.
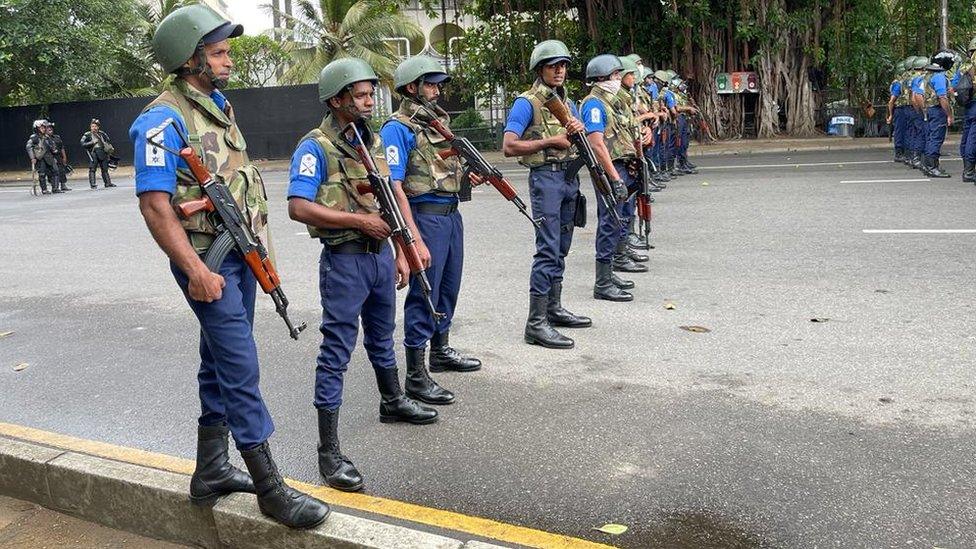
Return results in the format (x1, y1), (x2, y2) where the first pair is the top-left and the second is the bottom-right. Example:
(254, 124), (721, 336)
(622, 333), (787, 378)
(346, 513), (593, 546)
(939, 0), (948, 50)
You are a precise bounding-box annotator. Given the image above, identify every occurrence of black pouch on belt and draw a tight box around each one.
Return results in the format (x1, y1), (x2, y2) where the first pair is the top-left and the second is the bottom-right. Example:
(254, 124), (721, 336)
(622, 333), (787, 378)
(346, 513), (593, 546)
(573, 192), (587, 228)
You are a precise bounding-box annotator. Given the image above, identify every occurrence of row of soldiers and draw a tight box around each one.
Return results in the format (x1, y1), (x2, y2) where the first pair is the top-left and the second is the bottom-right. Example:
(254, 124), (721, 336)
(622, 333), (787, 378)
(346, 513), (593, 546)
(887, 39), (976, 181)
(129, 5), (703, 529)
(25, 118), (118, 193)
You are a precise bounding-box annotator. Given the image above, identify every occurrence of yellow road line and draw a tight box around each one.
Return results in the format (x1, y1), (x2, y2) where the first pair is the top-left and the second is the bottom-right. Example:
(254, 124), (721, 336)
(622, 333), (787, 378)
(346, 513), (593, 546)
(0, 421), (613, 549)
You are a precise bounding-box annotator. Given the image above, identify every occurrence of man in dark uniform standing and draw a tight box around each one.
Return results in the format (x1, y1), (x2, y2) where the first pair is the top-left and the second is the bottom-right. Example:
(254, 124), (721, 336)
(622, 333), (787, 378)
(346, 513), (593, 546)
(26, 120), (57, 195)
(287, 57), (438, 493)
(129, 4), (328, 528)
(381, 55), (482, 385)
(81, 119), (116, 189)
(46, 123), (71, 192)
(503, 39), (590, 349)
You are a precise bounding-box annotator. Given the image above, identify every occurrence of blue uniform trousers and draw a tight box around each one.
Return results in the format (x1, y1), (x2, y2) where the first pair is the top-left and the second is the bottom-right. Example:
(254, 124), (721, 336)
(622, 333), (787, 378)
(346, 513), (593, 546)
(909, 109), (925, 154)
(596, 162), (633, 264)
(925, 106), (948, 158)
(528, 166), (580, 297)
(892, 105), (909, 151)
(403, 207), (464, 349)
(315, 244), (397, 410)
(651, 130), (663, 168)
(961, 101), (976, 162)
(662, 124), (675, 167)
(171, 252), (274, 451)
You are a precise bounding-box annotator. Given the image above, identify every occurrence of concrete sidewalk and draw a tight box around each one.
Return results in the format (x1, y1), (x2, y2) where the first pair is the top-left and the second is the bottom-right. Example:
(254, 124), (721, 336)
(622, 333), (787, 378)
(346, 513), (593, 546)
(0, 135), (960, 187)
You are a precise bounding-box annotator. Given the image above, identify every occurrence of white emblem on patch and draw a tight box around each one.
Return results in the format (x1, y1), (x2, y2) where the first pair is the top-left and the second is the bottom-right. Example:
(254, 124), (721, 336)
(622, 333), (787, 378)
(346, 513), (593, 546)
(298, 153), (316, 177)
(589, 107), (601, 124)
(144, 121), (169, 167)
(385, 145), (399, 166)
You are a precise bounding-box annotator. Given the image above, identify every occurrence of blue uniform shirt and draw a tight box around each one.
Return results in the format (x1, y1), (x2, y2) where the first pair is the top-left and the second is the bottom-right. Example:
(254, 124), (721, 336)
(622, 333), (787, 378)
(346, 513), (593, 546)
(911, 75), (925, 95)
(662, 89), (677, 109)
(890, 81), (902, 97)
(379, 119), (455, 205)
(930, 72), (949, 97)
(951, 70), (962, 88)
(644, 82), (659, 101)
(287, 138), (327, 201)
(581, 98), (608, 134)
(129, 89), (229, 196)
(504, 96), (581, 137)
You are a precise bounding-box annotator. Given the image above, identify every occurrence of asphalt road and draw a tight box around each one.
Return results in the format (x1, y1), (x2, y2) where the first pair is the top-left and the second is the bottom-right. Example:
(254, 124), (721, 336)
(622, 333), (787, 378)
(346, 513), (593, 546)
(1, 147), (974, 548)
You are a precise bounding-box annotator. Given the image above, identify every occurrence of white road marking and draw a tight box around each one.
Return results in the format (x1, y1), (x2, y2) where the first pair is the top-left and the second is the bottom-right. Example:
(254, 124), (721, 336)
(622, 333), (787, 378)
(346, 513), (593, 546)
(840, 178), (930, 183)
(862, 229), (976, 234)
(699, 157), (961, 170)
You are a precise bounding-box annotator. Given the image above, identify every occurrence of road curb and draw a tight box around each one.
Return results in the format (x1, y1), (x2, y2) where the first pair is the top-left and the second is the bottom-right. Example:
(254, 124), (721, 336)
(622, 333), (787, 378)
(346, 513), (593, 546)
(0, 435), (512, 549)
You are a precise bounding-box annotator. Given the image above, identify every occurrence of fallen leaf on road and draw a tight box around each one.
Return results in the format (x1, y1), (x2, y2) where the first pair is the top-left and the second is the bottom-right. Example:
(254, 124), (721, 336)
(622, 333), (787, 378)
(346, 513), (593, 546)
(664, 302), (676, 310)
(0, 331), (13, 339)
(879, 397), (894, 404)
(810, 317), (829, 323)
(594, 524), (628, 535)
(13, 363), (28, 372)
(679, 325), (711, 333)
(701, 181), (710, 186)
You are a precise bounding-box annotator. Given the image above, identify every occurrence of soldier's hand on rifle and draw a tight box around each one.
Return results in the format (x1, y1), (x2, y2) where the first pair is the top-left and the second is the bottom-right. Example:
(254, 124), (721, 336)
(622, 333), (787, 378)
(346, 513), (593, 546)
(885, 114), (892, 124)
(565, 118), (585, 135)
(548, 134), (573, 150)
(641, 127), (653, 147)
(611, 179), (627, 202)
(188, 269), (226, 303)
(394, 253), (410, 290)
(358, 212), (392, 240)
(468, 172), (485, 186)
(416, 239), (432, 269)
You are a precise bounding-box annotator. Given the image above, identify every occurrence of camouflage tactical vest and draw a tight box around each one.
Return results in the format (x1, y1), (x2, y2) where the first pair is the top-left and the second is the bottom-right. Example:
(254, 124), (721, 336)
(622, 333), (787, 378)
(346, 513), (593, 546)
(143, 78), (268, 253)
(299, 114), (387, 246)
(516, 80), (579, 168)
(583, 86), (637, 161)
(387, 99), (462, 197)
(894, 76), (910, 107)
(617, 87), (641, 146)
(922, 73), (941, 108)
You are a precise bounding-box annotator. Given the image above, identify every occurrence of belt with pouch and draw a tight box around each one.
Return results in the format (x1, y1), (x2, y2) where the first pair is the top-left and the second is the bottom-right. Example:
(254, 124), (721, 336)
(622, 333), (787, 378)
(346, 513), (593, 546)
(412, 202), (458, 215)
(324, 238), (386, 254)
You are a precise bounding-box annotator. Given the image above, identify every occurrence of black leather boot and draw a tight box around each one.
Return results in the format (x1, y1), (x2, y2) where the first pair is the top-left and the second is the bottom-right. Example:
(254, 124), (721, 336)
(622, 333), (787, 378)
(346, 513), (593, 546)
(685, 158), (698, 169)
(240, 442), (330, 529)
(525, 294), (574, 349)
(610, 271), (634, 290)
(893, 148), (904, 162)
(189, 423), (255, 506)
(679, 158), (698, 174)
(429, 331), (481, 373)
(89, 170), (97, 189)
(404, 347), (454, 405)
(316, 408), (364, 492)
(547, 281), (592, 328)
(963, 160), (976, 183)
(612, 242), (648, 273)
(375, 367), (438, 424)
(594, 261), (633, 302)
(626, 246), (649, 263)
(928, 157), (950, 178)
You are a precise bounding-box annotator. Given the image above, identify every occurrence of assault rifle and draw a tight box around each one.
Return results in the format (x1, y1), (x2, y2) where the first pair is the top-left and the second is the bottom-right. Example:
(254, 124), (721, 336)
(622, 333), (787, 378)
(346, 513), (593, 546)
(542, 93), (623, 227)
(414, 99), (542, 229)
(630, 88), (654, 244)
(345, 121), (445, 322)
(146, 119), (307, 340)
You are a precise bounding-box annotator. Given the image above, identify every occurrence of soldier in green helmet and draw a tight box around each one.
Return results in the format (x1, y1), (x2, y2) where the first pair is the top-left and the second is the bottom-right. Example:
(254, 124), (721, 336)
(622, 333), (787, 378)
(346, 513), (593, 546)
(887, 57), (913, 163)
(954, 38), (976, 182)
(502, 39), (591, 349)
(287, 57), (438, 493)
(906, 56), (929, 169)
(380, 56), (485, 375)
(129, 4), (329, 528)
(613, 55), (651, 274)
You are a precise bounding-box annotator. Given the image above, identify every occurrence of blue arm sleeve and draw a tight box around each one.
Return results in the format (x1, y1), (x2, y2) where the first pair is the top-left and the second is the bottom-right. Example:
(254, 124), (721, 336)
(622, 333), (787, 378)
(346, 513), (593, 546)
(932, 73), (948, 97)
(951, 71), (961, 88)
(911, 77), (924, 95)
(129, 105), (188, 196)
(890, 81), (901, 97)
(582, 98), (607, 134)
(664, 91), (677, 109)
(287, 139), (327, 201)
(378, 121), (415, 182)
(503, 97), (534, 137)
(568, 100), (582, 121)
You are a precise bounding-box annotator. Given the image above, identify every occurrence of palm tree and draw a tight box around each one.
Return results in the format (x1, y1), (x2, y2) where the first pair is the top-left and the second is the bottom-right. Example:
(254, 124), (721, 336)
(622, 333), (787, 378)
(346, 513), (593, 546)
(266, 0), (424, 84)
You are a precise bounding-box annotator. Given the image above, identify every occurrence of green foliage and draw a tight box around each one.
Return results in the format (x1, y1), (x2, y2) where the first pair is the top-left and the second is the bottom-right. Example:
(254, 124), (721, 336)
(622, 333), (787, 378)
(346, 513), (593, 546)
(0, 0), (147, 106)
(228, 35), (291, 88)
(452, 108), (485, 129)
(268, 0), (424, 85)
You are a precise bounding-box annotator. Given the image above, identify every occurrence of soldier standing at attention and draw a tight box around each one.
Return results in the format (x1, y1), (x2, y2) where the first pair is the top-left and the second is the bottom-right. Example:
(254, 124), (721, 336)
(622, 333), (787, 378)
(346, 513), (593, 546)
(580, 54), (636, 302)
(502, 39), (590, 349)
(287, 58), (438, 493)
(26, 120), (57, 195)
(915, 52), (954, 178)
(380, 55), (483, 383)
(46, 123), (71, 192)
(952, 39), (976, 183)
(907, 56), (929, 170)
(81, 119), (117, 188)
(614, 55), (650, 273)
(129, 4), (328, 528)
(886, 58), (912, 163)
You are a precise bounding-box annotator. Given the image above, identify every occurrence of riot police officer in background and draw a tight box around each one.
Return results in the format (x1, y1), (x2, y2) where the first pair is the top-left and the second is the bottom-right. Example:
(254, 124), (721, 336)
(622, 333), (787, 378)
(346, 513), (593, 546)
(26, 119), (57, 195)
(81, 119), (117, 188)
(46, 123), (72, 192)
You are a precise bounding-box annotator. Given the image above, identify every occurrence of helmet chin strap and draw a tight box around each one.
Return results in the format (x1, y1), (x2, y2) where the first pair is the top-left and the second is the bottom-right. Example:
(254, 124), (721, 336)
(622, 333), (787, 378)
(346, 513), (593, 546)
(178, 45), (229, 89)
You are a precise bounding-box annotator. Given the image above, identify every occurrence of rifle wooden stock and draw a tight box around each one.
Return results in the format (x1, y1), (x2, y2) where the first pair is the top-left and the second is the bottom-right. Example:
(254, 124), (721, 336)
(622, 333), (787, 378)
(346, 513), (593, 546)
(176, 197), (215, 218)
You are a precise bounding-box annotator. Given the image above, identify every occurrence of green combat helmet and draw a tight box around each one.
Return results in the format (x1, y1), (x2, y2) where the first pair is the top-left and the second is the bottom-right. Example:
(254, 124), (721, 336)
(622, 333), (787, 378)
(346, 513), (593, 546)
(895, 59), (907, 73)
(152, 4), (242, 74)
(585, 54), (623, 81)
(653, 70), (670, 84)
(911, 56), (929, 70)
(618, 56), (638, 77)
(393, 55), (450, 94)
(318, 58), (379, 103)
(528, 40), (572, 71)
(623, 53), (642, 65)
